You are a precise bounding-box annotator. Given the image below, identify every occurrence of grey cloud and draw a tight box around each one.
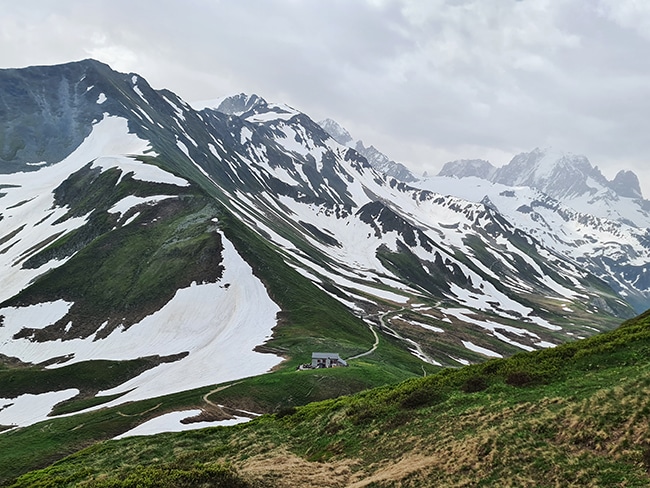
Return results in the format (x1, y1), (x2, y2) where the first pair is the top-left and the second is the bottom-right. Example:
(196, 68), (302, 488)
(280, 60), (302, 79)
(1, 0), (650, 193)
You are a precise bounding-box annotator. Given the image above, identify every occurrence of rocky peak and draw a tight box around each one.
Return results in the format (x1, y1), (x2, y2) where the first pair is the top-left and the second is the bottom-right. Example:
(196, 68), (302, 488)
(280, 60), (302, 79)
(491, 148), (610, 199)
(354, 141), (417, 183)
(437, 159), (496, 180)
(215, 93), (267, 116)
(0, 59), (137, 173)
(318, 118), (353, 146)
(318, 118), (416, 183)
(609, 170), (643, 199)
(438, 148), (645, 202)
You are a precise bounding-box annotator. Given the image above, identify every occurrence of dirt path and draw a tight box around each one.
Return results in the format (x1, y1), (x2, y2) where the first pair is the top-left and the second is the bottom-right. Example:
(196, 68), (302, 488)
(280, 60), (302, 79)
(117, 403), (162, 417)
(202, 381), (241, 409)
(185, 381), (260, 422)
(357, 308), (437, 372)
(346, 314), (383, 360)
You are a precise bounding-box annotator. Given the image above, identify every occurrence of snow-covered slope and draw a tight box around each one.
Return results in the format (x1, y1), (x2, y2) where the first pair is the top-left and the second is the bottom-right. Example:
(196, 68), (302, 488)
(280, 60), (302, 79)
(0, 113), (282, 427)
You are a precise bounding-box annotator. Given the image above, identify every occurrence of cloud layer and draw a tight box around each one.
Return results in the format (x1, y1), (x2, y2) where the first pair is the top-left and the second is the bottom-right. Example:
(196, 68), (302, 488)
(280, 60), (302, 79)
(2, 0), (650, 192)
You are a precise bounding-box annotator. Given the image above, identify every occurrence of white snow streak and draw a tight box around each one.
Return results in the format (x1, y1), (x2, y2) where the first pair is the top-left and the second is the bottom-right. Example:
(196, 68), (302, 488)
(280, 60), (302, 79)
(114, 410), (250, 439)
(462, 340), (503, 358)
(0, 389), (79, 429)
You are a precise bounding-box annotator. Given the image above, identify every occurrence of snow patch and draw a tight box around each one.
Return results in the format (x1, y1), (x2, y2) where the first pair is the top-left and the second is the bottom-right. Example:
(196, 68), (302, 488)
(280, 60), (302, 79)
(462, 340), (503, 358)
(0, 300), (73, 333)
(0, 232), (283, 409)
(108, 195), (176, 215)
(114, 409), (250, 439)
(0, 389), (79, 429)
(92, 156), (188, 187)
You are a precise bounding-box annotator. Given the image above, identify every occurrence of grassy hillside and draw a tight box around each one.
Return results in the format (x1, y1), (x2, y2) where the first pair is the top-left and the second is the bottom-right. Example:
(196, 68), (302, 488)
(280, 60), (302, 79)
(8, 309), (650, 487)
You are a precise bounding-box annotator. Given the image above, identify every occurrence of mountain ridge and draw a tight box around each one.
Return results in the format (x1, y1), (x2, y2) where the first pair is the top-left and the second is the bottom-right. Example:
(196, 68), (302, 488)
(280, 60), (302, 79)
(317, 116), (417, 182)
(439, 147), (644, 201)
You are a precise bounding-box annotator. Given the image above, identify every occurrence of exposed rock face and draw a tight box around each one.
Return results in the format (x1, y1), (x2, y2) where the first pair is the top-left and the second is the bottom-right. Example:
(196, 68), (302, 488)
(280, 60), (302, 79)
(438, 159), (496, 180)
(609, 170), (643, 199)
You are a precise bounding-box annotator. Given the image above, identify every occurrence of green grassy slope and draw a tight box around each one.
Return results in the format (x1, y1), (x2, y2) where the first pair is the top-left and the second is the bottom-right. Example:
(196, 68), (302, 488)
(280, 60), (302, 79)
(8, 309), (650, 487)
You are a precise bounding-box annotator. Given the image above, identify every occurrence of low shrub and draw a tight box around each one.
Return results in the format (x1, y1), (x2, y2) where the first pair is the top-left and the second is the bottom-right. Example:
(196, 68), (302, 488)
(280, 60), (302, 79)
(461, 375), (489, 393)
(80, 464), (255, 488)
(505, 371), (537, 387)
(275, 406), (297, 419)
(400, 387), (443, 409)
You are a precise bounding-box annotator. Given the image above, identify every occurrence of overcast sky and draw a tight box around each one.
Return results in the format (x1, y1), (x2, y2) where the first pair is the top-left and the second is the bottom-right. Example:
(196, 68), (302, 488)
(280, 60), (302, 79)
(3, 0), (650, 194)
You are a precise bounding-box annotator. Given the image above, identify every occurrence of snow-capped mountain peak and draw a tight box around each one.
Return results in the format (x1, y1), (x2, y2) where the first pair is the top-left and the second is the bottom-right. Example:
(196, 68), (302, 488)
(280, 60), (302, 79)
(317, 118), (417, 182)
(491, 148), (608, 199)
(207, 93), (299, 122)
(440, 147), (645, 203)
(318, 118), (353, 146)
(438, 159), (497, 180)
(425, 146), (650, 312)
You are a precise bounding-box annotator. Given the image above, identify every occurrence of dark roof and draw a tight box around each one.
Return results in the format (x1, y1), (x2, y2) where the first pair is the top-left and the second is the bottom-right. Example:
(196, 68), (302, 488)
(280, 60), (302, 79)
(312, 352), (341, 359)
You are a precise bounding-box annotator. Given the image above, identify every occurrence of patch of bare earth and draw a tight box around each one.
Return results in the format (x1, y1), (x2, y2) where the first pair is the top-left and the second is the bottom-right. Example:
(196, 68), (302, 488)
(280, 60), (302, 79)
(238, 449), (358, 487)
(345, 453), (439, 487)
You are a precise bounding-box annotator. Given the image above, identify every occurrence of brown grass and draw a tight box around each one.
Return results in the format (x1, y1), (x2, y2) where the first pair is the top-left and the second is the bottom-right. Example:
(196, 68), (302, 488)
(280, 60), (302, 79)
(238, 448), (357, 487)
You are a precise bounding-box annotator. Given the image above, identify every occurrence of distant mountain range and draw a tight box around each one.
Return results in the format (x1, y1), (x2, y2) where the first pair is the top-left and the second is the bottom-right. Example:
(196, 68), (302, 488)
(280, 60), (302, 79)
(0, 60), (645, 449)
(437, 149), (644, 201)
(426, 149), (650, 312)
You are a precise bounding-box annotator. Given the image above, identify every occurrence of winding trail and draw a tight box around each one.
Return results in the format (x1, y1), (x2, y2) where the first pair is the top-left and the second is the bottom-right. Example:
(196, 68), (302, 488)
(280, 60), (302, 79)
(117, 403), (162, 417)
(202, 381), (242, 409)
(346, 313), (384, 360)
(199, 381), (260, 420)
(351, 308), (438, 373)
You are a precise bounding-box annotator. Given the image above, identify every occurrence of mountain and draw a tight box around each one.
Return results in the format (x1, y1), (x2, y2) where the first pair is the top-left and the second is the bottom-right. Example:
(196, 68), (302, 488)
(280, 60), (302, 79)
(318, 117), (353, 146)
(318, 117), (417, 182)
(437, 158), (496, 180)
(0, 60), (643, 480)
(432, 148), (650, 312)
(610, 169), (643, 199)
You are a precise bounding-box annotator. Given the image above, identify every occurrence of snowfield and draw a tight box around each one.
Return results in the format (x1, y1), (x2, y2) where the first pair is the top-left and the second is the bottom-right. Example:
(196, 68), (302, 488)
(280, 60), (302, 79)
(0, 231), (282, 415)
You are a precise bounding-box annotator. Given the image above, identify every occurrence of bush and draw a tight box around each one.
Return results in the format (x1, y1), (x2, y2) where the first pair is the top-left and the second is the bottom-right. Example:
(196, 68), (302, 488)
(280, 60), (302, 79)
(400, 387), (443, 409)
(505, 371), (537, 387)
(275, 406), (297, 419)
(81, 464), (255, 488)
(461, 375), (489, 393)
